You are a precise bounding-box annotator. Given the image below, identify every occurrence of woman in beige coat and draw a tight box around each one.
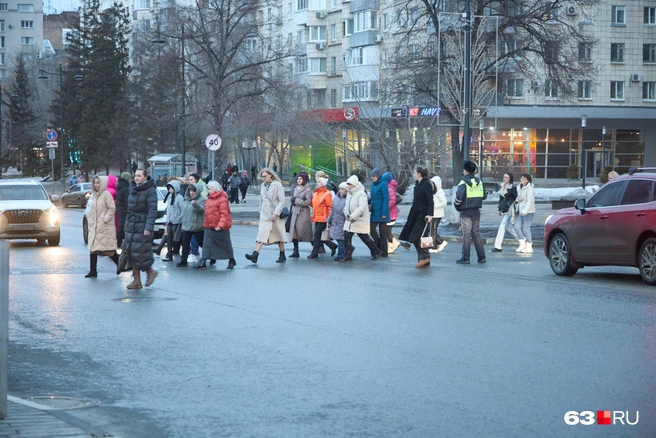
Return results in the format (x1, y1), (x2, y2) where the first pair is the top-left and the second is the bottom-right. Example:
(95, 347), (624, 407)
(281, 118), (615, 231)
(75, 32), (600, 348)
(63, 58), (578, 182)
(342, 175), (380, 261)
(245, 167), (287, 264)
(85, 175), (119, 278)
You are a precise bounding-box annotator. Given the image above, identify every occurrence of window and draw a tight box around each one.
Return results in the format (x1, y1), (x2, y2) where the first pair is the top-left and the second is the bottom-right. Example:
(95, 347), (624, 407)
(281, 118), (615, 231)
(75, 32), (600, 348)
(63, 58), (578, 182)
(0, 4), (6, 11)
(588, 182), (625, 207)
(644, 44), (656, 63)
(244, 38), (257, 52)
(545, 3), (558, 21)
(409, 7), (418, 25)
(306, 90), (311, 108)
(643, 82), (656, 100)
(135, 0), (150, 9)
(297, 0), (308, 11)
(610, 43), (624, 62)
(20, 36), (34, 45)
(343, 81), (379, 100)
(0, 21), (4, 31)
(504, 78), (524, 98)
(382, 13), (388, 30)
(610, 81), (624, 100)
(347, 47), (363, 65)
(0, 36), (4, 48)
(17, 3), (33, 11)
(621, 180), (653, 205)
(646, 7), (656, 24)
(330, 56), (336, 74)
(578, 43), (592, 62)
(296, 30), (303, 45)
(503, 38), (518, 57)
(344, 19), (354, 36)
(287, 2), (292, 17)
(410, 44), (419, 61)
(309, 57), (326, 73)
(295, 56), (308, 73)
(309, 26), (326, 41)
(353, 11), (377, 32)
(330, 89), (337, 107)
(0, 53), (4, 65)
(578, 80), (592, 99)
(20, 20), (33, 28)
(544, 80), (558, 98)
(395, 8), (406, 28)
(315, 89), (326, 107)
(331, 24), (336, 41)
(612, 5), (625, 25)
(138, 19), (150, 31)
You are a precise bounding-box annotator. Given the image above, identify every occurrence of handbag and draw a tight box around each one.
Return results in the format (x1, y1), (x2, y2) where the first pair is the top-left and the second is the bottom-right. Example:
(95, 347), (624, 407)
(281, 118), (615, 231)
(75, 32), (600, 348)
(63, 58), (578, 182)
(321, 226), (330, 241)
(279, 206), (290, 220)
(117, 241), (132, 273)
(420, 223), (433, 248)
(395, 193), (403, 205)
(285, 207), (293, 232)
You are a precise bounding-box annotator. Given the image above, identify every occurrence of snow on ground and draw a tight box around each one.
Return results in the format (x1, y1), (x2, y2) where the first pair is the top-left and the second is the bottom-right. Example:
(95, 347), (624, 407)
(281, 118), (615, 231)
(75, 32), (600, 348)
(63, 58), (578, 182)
(403, 185), (598, 204)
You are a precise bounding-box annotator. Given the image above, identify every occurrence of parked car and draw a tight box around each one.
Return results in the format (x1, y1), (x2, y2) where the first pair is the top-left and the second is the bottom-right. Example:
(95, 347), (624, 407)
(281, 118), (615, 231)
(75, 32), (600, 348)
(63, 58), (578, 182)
(544, 168), (656, 285)
(0, 180), (60, 246)
(83, 186), (167, 244)
(61, 183), (92, 208)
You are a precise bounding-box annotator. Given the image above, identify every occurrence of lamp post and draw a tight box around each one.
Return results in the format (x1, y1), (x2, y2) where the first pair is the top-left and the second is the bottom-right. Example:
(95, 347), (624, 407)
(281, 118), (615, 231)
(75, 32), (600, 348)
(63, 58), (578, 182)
(462, 0), (472, 163)
(602, 125), (606, 168)
(38, 65), (84, 195)
(581, 115), (587, 190)
(243, 141), (257, 194)
(478, 118), (484, 180)
(153, 24), (186, 176)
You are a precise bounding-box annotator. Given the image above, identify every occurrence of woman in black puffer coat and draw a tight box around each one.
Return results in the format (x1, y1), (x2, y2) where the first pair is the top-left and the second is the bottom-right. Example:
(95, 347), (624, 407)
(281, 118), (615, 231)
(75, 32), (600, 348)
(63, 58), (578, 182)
(124, 169), (159, 289)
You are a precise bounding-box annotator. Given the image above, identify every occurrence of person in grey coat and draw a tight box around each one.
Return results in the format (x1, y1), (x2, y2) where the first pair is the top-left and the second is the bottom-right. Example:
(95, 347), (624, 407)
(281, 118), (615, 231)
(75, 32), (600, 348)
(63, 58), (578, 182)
(124, 169), (158, 289)
(176, 183), (206, 267)
(327, 182), (348, 261)
(157, 179), (184, 261)
(288, 172), (313, 258)
(228, 171), (241, 204)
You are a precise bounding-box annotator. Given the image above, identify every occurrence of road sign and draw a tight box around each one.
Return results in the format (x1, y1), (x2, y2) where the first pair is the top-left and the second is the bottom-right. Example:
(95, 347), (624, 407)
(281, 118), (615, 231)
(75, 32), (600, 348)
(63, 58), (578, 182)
(205, 134), (221, 151)
(48, 148), (55, 160)
(46, 141), (58, 148)
(46, 129), (58, 141)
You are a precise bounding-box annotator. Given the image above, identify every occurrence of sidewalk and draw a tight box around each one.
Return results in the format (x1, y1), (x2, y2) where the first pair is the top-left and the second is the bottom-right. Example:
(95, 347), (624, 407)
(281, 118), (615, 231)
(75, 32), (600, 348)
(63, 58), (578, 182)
(0, 396), (113, 437)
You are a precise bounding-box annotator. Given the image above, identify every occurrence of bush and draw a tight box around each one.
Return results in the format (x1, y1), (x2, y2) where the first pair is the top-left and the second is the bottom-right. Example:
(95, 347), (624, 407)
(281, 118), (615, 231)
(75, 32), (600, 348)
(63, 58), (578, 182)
(598, 166), (615, 184)
(566, 164), (579, 180)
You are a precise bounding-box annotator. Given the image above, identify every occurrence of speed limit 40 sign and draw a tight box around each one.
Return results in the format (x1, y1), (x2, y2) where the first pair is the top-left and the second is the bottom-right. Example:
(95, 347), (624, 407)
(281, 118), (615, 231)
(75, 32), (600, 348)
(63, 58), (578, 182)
(205, 134), (222, 151)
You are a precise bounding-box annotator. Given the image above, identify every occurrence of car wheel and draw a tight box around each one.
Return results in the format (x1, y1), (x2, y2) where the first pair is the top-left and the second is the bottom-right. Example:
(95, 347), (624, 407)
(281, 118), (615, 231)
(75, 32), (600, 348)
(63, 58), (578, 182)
(639, 238), (656, 285)
(549, 233), (578, 276)
(77, 197), (84, 208)
(48, 231), (60, 247)
(83, 217), (88, 244)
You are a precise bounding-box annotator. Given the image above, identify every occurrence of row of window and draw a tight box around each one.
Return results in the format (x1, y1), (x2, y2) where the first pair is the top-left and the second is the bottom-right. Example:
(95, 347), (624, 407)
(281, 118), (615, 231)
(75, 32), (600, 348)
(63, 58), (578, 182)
(613, 5), (656, 25)
(0, 3), (33, 12)
(503, 78), (656, 101)
(580, 43), (656, 64)
(0, 20), (33, 30)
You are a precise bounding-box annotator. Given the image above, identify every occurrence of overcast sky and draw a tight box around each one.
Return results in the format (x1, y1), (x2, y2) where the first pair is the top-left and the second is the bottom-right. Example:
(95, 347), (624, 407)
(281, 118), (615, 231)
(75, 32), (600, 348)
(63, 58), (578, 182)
(44, 0), (81, 14)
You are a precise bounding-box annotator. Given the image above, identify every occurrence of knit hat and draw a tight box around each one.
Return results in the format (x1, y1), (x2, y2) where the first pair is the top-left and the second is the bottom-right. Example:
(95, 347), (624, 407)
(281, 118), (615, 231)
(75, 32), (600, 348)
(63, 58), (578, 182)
(463, 161), (477, 174)
(371, 168), (383, 179)
(346, 175), (360, 186)
(298, 172), (309, 184)
(121, 172), (132, 182)
(339, 182), (348, 190)
(317, 177), (329, 187)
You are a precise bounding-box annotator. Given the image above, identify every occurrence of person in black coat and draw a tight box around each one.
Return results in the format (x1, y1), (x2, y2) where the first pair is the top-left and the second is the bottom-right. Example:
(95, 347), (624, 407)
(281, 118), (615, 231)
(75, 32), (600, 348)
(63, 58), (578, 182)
(399, 167), (435, 269)
(116, 172), (132, 247)
(124, 169), (158, 289)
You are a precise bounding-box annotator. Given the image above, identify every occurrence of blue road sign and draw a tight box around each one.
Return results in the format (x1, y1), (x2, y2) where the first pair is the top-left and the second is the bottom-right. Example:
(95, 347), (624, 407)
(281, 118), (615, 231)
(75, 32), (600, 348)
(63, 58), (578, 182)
(46, 129), (58, 141)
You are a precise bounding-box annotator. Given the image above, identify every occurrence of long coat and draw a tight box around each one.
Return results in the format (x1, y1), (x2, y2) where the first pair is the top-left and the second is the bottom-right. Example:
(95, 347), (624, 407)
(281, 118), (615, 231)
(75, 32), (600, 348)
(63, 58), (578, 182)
(399, 178), (435, 244)
(327, 193), (346, 240)
(342, 182), (370, 234)
(124, 177), (158, 271)
(116, 177), (130, 235)
(383, 172), (399, 221)
(369, 178), (390, 222)
(257, 180), (287, 244)
(87, 176), (117, 254)
(202, 189), (234, 261)
(289, 184), (313, 242)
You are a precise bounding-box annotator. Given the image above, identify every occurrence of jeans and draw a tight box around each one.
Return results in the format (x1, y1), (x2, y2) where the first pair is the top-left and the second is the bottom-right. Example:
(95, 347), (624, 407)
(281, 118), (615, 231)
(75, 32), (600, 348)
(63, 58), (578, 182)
(460, 211), (485, 260)
(191, 235), (199, 256)
(336, 239), (345, 258)
(229, 188), (239, 203)
(370, 222), (389, 256)
(514, 213), (534, 243)
(493, 213), (519, 249)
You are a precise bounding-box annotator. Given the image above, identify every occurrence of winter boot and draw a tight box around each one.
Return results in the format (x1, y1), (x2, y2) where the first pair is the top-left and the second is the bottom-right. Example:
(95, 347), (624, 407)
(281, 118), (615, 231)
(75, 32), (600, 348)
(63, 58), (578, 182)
(85, 253), (98, 278)
(289, 240), (300, 258)
(245, 251), (259, 264)
(209, 259), (216, 266)
(307, 240), (320, 259)
(145, 269), (158, 287)
(126, 268), (143, 289)
(226, 258), (236, 269)
(520, 242), (533, 254)
(276, 251), (287, 263)
(176, 255), (188, 267)
(162, 252), (173, 262)
(516, 239), (526, 252)
(153, 235), (167, 256)
(325, 240), (337, 257)
(193, 259), (207, 270)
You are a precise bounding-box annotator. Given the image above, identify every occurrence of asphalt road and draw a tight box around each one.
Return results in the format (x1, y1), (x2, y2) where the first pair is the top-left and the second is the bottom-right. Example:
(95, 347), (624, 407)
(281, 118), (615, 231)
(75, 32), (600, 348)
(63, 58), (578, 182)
(6, 208), (656, 437)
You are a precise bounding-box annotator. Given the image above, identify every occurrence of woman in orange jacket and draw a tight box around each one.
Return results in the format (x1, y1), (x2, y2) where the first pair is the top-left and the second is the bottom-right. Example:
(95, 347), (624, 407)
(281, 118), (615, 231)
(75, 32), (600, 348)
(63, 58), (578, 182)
(308, 177), (338, 258)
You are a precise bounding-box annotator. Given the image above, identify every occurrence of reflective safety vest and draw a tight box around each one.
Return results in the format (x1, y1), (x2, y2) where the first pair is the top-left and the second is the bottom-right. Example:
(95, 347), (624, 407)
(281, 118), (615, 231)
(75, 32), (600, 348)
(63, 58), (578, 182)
(457, 177), (484, 210)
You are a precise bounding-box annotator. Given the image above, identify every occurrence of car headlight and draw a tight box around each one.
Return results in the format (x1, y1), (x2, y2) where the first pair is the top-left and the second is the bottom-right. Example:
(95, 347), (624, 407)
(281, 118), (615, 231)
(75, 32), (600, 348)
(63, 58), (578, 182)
(48, 206), (59, 226)
(545, 214), (553, 225)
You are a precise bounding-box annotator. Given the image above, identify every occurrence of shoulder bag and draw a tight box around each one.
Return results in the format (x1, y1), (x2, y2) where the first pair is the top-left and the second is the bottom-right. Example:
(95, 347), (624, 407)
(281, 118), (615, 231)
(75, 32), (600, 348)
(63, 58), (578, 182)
(117, 241), (132, 273)
(285, 207), (293, 232)
(420, 222), (433, 248)
(263, 184), (289, 219)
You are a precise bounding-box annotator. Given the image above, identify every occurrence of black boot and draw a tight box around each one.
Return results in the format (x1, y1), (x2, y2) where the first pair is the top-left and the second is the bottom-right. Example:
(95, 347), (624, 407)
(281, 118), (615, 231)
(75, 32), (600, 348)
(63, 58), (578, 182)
(162, 252), (173, 262)
(361, 235), (382, 260)
(176, 255), (188, 267)
(325, 240), (337, 257)
(85, 254), (98, 278)
(193, 259), (206, 270)
(227, 258), (236, 269)
(307, 241), (320, 259)
(289, 240), (300, 258)
(209, 259), (216, 266)
(153, 235), (167, 256)
(245, 251), (259, 264)
(109, 252), (120, 275)
(276, 251), (286, 263)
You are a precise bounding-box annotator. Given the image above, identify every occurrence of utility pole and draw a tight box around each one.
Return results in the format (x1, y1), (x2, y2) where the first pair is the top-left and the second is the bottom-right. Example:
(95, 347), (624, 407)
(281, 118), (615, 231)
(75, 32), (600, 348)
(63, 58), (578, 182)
(462, 0), (472, 163)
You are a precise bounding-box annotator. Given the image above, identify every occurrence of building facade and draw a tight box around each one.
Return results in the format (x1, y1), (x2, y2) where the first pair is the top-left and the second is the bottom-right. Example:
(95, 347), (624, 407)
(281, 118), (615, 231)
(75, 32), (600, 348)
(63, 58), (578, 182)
(0, 0), (44, 78)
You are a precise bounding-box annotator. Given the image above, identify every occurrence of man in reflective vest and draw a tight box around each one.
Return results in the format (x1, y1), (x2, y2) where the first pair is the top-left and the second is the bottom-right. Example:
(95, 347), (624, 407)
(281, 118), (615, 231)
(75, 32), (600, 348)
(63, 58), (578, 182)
(454, 161), (486, 264)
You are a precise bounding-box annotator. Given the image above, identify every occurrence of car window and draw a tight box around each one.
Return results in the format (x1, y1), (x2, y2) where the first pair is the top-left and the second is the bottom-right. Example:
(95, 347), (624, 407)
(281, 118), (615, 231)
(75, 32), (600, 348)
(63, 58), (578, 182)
(0, 185), (48, 201)
(82, 183), (92, 191)
(157, 189), (165, 201)
(70, 185), (79, 192)
(587, 181), (626, 207)
(620, 180), (654, 205)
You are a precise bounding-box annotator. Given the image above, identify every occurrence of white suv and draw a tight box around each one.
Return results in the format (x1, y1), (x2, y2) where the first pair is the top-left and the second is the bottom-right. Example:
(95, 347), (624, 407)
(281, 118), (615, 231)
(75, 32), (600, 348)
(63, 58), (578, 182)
(0, 180), (60, 246)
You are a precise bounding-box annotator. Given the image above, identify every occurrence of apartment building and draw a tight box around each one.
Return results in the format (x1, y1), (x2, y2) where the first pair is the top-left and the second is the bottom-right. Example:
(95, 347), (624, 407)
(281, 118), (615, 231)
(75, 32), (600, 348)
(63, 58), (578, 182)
(0, 0), (44, 78)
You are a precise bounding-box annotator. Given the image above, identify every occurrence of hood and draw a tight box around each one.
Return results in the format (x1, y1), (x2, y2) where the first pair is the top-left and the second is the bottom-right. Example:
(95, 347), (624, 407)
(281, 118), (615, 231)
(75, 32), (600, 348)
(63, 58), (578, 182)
(167, 180), (181, 194)
(348, 181), (364, 194)
(431, 176), (442, 189)
(92, 176), (108, 195)
(185, 183), (203, 200)
(346, 175), (360, 187)
(388, 178), (398, 191)
(107, 174), (117, 191)
(382, 172), (393, 184)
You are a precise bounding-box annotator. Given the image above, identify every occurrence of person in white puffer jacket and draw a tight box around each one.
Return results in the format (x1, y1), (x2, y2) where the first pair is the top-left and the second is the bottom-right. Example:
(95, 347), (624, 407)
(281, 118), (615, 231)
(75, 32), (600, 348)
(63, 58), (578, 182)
(429, 176), (448, 253)
(514, 173), (535, 254)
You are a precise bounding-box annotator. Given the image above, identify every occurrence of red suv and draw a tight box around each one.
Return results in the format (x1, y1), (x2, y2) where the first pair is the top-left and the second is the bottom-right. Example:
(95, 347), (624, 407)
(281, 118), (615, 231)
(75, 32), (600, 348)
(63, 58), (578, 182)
(544, 168), (656, 285)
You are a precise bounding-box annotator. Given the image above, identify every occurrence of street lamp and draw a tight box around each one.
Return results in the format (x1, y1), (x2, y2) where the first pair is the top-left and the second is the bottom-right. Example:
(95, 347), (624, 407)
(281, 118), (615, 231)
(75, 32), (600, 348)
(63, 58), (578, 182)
(153, 24), (186, 176)
(243, 140), (257, 193)
(478, 118), (484, 180)
(38, 65), (84, 195)
(581, 115), (587, 189)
